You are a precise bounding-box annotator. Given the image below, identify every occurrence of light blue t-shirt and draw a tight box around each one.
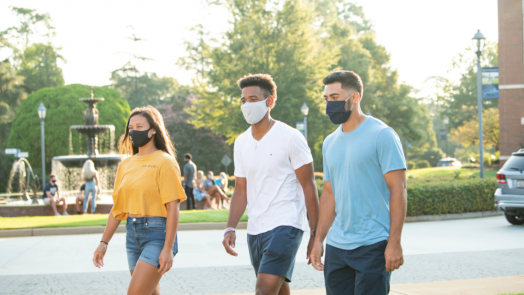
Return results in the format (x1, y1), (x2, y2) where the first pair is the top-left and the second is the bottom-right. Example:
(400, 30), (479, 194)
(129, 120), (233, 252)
(323, 116), (406, 250)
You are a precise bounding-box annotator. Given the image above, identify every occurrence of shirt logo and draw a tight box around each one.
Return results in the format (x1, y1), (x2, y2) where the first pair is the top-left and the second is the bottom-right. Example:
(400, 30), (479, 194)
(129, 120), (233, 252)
(142, 165), (157, 168)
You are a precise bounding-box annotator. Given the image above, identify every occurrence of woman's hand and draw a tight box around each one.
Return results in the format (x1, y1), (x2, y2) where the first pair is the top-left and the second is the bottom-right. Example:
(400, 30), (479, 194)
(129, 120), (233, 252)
(93, 242), (107, 269)
(158, 248), (174, 275)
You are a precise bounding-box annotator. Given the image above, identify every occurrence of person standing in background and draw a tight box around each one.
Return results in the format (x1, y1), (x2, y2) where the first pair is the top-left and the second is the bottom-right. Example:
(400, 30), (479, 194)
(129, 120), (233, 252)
(183, 153), (197, 210)
(82, 159), (100, 215)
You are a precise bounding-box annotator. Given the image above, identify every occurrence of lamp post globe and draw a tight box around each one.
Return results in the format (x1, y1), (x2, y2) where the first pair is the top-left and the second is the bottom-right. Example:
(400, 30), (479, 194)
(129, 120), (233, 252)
(37, 102), (47, 186)
(301, 103), (309, 140)
(472, 30), (485, 178)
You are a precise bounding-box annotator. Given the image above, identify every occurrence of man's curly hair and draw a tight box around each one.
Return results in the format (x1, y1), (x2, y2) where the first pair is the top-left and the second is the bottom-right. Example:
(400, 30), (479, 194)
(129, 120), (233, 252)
(237, 73), (277, 101)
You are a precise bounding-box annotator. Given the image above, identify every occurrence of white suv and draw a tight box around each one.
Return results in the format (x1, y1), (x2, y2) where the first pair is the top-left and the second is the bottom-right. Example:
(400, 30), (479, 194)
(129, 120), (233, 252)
(495, 149), (524, 225)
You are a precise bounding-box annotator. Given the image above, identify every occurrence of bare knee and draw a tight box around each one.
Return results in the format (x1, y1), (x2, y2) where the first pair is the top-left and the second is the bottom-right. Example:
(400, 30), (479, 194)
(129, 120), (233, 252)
(255, 287), (273, 295)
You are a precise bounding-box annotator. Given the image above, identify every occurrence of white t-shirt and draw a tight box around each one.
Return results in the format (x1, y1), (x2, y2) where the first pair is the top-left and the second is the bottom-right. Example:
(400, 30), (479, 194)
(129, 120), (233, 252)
(234, 121), (313, 235)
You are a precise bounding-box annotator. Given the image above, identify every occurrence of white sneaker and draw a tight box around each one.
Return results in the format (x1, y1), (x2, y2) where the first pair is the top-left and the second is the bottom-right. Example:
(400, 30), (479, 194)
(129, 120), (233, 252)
(63, 212), (69, 216)
(54, 213), (61, 216)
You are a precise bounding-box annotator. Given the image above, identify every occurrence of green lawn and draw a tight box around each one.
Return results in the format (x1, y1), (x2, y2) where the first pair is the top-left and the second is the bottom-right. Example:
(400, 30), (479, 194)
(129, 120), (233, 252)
(0, 210), (248, 230)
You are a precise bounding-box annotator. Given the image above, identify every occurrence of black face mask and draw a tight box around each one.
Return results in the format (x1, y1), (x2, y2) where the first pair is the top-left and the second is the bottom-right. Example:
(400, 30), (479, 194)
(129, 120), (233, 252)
(129, 128), (153, 148)
(325, 93), (356, 125)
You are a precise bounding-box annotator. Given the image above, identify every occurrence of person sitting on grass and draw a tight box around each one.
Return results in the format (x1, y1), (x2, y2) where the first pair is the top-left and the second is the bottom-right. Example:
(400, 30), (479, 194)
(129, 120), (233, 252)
(75, 183), (86, 214)
(194, 171), (214, 210)
(42, 173), (68, 216)
(203, 171), (230, 209)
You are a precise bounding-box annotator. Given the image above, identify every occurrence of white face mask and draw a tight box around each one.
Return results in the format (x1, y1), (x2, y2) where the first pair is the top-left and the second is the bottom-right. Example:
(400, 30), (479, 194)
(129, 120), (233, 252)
(241, 98), (269, 125)
(208, 175), (213, 179)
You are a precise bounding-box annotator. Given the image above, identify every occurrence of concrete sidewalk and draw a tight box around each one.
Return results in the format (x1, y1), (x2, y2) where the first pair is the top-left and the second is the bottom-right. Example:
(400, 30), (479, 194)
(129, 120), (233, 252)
(218, 275), (524, 295)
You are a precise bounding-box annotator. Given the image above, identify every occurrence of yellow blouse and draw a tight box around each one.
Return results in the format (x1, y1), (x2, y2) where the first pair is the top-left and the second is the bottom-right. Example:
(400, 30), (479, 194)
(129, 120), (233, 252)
(111, 150), (187, 220)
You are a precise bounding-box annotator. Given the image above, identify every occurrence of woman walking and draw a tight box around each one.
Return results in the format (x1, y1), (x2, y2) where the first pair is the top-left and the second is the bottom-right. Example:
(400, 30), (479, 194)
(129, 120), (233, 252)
(92, 106), (186, 295)
(82, 160), (100, 215)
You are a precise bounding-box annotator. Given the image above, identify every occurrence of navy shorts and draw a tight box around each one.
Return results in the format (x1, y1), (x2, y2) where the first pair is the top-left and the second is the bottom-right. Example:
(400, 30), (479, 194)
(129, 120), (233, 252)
(324, 240), (390, 295)
(126, 217), (178, 270)
(247, 226), (303, 282)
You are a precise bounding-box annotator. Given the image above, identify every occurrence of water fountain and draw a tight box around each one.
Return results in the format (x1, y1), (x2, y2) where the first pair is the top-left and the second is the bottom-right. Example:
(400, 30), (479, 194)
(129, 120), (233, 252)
(51, 87), (123, 192)
(5, 157), (40, 203)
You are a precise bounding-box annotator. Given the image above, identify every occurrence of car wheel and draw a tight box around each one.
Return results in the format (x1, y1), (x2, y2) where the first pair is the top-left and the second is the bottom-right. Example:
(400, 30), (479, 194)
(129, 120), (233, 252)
(505, 213), (524, 225)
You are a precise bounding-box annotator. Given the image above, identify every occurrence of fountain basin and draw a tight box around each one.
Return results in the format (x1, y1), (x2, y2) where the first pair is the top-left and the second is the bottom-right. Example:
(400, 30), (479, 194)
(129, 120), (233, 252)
(70, 125), (114, 136)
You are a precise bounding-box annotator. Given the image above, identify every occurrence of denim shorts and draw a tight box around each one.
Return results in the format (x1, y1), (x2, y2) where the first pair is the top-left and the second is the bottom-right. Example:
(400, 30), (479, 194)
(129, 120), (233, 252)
(126, 217), (178, 271)
(247, 226), (303, 282)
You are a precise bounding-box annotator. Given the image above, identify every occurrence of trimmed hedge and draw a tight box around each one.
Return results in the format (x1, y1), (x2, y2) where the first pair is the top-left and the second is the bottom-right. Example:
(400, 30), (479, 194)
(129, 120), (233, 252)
(406, 179), (496, 216)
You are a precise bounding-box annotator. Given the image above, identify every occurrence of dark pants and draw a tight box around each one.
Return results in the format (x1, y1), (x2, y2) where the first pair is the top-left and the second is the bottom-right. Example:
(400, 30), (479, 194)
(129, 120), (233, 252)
(184, 185), (195, 210)
(324, 240), (390, 295)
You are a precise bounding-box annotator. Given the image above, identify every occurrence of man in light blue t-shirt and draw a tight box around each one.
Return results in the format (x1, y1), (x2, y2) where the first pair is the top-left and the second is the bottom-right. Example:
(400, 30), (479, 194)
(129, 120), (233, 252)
(310, 70), (407, 295)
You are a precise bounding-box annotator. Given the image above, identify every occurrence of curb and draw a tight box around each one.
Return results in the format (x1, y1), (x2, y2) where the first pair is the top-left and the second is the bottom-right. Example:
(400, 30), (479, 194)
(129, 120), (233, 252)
(0, 222), (248, 238)
(0, 211), (503, 238)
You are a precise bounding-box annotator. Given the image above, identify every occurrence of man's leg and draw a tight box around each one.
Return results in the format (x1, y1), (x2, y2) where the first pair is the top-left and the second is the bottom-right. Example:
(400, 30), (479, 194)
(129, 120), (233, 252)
(255, 273), (287, 295)
(75, 195), (84, 213)
(324, 244), (355, 295)
(351, 240), (390, 295)
(184, 186), (194, 210)
(49, 197), (59, 215)
(59, 197), (68, 214)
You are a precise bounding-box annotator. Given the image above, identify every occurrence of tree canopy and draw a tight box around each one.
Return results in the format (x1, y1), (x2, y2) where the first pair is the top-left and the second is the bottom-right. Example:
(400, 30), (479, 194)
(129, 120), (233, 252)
(181, 0), (434, 170)
(7, 84), (130, 171)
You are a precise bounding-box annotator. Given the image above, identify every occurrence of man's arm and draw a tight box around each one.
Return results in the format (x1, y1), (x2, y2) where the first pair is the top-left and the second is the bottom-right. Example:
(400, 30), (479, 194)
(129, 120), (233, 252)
(46, 191), (53, 198)
(294, 162), (319, 264)
(183, 165), (188, 186)
(310, 181), (336, 271)
(222, 177), (247, 256)
(384, 169), (407, 272)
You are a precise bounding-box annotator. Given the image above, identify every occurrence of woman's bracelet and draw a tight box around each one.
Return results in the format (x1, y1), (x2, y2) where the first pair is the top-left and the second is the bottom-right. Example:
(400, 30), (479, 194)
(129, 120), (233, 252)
(100, 240), (108, 245)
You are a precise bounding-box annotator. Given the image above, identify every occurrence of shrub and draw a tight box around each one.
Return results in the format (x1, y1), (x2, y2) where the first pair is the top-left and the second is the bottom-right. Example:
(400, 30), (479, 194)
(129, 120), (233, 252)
(7, 84), (130, 172)
(406, 161), (416, 170)
(406, 179), (496, 216)
(416, 160), (430, 169)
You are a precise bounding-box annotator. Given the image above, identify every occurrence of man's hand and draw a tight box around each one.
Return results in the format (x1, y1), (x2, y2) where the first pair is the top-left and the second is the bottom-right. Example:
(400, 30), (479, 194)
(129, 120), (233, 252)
(306, 235), (315, 264)
(384, 240), (403, 272)
(222, 231), (238, 256)
(310, 239), (324, 271)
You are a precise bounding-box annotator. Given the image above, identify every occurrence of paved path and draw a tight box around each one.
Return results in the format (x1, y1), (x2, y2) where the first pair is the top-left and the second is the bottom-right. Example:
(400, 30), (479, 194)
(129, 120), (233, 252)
(0, 216), (523, 294)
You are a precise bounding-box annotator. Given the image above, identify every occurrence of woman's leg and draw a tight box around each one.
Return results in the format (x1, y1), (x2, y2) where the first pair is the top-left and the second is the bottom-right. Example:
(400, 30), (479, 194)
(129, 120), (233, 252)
(83, 188), (90, 213)
(128, 261), (162, 295)
(91, 186), (97, 213)
(203, 195), (212, 209)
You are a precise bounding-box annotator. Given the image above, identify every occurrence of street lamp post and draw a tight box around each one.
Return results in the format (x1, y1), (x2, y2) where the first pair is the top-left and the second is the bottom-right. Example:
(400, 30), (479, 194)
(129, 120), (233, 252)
(37, 102), (47, 185)
(301, 103), (309, 141)
(473, 30), (486, 179)
(443, 116), (449, 157)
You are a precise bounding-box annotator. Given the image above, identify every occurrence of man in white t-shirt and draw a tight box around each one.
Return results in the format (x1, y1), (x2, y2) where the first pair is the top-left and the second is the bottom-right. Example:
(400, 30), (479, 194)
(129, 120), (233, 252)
(222, 74), (319, 295)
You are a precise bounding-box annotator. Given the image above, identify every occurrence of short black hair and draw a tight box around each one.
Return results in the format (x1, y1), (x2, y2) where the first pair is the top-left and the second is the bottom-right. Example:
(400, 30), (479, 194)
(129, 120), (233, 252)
(184, 153), (192, 160)
(323, 70), (364, 99)
(237, 73), (277, 99)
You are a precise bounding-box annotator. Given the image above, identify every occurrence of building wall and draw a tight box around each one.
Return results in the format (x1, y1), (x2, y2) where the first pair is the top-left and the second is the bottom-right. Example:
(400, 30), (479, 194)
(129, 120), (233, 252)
(498, 0), (524, 163)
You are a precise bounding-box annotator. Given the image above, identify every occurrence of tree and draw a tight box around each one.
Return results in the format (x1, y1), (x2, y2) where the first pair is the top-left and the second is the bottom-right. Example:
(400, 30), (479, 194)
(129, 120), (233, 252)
(111, 72), (179, 109)
(156, 89), (232, 173)
(177, 25), (215, 81)
(0, 7), (53, 50)
(441, 42), (498, 129)
(17, 43), (65, 93)
(183, 0), (433, 170)
(7, 85), (130, 172)
(450, 108), (499, 150)
(0, 59), (26, 150)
